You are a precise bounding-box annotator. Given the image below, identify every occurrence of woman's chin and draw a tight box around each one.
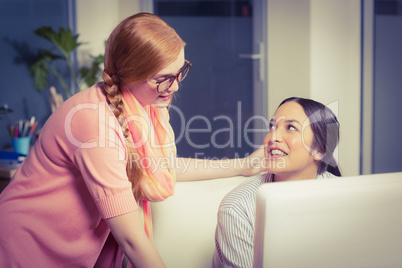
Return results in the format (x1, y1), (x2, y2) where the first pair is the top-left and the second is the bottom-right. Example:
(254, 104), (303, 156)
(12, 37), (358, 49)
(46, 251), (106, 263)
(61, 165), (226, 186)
(265, 158), (287, 173)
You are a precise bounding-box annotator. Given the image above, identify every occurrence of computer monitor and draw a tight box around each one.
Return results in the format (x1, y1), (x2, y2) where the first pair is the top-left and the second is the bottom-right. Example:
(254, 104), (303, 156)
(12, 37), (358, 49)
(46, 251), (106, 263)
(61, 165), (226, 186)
(254, 172), (402, 268)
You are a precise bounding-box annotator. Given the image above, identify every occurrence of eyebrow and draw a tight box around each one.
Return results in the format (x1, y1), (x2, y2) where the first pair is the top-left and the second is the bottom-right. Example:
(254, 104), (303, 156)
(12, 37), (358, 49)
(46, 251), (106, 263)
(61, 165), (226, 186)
(153, 61), (187, 79)
(270, 118), (301, 125)
(153, 72), (173, 79)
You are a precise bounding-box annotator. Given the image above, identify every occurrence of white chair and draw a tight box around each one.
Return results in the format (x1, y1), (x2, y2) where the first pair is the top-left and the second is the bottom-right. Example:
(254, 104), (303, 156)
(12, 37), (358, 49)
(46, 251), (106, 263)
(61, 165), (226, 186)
(151, 176), (245, 268)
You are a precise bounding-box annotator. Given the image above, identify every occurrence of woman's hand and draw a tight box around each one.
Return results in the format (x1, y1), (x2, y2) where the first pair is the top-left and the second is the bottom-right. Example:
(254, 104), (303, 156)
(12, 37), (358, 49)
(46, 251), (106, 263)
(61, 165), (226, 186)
(241, 145), (269, 177)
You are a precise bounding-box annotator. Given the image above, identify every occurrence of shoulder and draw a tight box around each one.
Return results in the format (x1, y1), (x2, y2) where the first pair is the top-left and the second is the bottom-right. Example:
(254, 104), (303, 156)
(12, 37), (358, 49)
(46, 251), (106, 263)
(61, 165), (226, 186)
(219, 173), (268, 211)
(63, 82), (106, 107)
(61, 83), (116, 129)
(317, 171), (339, 179)
(47, 82), (124, 149)
(52, 82), (109, 125)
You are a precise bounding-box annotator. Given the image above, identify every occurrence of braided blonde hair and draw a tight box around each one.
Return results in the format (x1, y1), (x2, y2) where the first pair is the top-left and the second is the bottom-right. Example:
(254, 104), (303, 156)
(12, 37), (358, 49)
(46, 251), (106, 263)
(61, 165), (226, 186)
(102, 13), (185, 200)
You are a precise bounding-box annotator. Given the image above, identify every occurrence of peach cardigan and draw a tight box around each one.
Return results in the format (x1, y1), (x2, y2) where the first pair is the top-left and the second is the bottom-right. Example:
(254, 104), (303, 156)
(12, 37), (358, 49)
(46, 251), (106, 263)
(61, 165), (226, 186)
(0, 83), (137, 267)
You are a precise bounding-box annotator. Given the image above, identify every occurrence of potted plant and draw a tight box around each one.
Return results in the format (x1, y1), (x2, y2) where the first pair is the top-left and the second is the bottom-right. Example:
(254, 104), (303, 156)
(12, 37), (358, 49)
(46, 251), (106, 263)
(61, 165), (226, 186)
(29, 26), (104, 98)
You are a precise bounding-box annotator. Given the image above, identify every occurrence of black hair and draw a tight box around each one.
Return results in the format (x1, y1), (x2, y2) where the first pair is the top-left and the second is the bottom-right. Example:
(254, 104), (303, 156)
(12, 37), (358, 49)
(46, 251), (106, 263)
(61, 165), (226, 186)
(279, 97), (341, 176)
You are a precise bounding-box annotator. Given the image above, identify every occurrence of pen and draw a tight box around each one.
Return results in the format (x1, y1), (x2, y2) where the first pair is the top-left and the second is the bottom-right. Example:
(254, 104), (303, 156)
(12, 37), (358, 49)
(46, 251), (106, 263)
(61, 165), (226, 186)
(30, 116), (35, 126)
(28, 121), (38, 136)
(22, 120), (29, 137)
(9, 125), (14, 138)
(14, 125), (19, 138)
(19, 120), (23, 134)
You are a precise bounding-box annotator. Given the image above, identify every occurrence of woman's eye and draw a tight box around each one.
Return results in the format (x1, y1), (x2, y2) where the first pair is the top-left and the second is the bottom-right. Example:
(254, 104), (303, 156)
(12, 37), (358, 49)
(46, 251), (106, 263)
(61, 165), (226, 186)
(155, 77), (167, 83)
(268, 123), (276, 131)
(288, 124), (297, 131)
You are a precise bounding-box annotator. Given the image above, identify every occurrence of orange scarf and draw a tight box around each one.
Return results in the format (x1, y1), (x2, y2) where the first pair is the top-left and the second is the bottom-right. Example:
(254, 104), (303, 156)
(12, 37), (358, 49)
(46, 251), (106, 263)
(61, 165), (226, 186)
(121, 85), (176, 240)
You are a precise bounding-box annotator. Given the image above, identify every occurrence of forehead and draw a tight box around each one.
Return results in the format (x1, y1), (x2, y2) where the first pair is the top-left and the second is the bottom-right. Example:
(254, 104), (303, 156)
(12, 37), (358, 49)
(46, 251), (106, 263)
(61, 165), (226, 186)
(155, 49), (185, 76)
(273, 101), (308, 123)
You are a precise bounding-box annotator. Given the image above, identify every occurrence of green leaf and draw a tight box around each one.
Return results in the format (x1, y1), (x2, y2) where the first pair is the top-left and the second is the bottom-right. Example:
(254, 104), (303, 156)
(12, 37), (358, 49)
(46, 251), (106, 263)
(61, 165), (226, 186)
(29, 58), (49, 91)
(34, 26), (83, 59)
(78, 54), (104, 88)
(28, 48), (63, 91)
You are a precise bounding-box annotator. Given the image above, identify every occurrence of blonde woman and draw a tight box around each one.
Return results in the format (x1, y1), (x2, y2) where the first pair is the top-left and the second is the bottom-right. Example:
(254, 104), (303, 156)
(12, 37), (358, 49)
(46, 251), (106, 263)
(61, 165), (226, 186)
(0, 13), (266, 267)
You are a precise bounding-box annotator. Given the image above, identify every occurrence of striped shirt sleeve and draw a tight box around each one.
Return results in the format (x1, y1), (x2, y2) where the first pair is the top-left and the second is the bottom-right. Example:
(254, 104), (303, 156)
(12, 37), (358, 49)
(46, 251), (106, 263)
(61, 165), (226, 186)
(212, 205), (254, 267)
(212, 174), (267, 268)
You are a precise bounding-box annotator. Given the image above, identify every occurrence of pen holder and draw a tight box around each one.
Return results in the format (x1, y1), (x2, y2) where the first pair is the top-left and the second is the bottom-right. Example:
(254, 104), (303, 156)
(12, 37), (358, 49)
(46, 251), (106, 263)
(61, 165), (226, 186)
(12, 136), (31, 155)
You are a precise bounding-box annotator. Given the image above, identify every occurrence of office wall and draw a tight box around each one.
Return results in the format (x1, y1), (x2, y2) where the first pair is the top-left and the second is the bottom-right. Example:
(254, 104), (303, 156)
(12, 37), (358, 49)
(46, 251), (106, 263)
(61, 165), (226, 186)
(267, 0), (311, 115)
(75, 0), (140, 66)
(310, 0), (361, 176)
(268, 0), (361, 176)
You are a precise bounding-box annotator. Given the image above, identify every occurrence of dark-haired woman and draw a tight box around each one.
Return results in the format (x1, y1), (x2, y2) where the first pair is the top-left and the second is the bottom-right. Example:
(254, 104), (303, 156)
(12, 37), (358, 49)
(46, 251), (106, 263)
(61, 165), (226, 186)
(212, 97), (341, 268)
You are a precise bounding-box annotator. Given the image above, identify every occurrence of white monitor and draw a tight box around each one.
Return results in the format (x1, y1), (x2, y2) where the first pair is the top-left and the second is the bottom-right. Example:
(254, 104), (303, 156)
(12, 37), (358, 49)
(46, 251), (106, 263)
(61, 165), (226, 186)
(254, 172), (402, 268)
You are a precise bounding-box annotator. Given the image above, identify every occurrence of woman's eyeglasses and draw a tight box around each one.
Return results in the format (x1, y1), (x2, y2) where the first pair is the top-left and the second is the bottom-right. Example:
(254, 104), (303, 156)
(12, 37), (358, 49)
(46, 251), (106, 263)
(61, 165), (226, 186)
(149, 60), (192, 92)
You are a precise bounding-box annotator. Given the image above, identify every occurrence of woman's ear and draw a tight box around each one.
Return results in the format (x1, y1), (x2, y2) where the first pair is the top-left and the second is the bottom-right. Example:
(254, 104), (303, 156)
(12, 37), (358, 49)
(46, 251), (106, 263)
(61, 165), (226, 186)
(312, 150), (324, 161)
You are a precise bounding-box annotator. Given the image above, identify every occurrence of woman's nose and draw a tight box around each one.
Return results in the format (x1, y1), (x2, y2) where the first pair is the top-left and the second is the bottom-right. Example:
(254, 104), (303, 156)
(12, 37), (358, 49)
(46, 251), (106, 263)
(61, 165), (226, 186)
(268, 128), (283, 143)
(168, 79), (180, 92)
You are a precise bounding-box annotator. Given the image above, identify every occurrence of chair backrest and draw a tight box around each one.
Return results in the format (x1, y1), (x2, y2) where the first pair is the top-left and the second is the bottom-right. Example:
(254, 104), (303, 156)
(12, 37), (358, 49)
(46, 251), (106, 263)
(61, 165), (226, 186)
(151, 176), (245, 268)
(254, 172), (402, 268)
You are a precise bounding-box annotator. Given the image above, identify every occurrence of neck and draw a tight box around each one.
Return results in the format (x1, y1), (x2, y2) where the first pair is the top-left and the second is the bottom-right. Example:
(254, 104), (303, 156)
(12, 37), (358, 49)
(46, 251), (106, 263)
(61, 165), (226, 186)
(273, 166), (318, 183)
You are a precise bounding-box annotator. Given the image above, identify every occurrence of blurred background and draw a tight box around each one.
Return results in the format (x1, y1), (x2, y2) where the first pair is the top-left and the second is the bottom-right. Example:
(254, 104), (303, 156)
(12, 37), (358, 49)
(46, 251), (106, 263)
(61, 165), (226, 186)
(0, 0), (401, 176)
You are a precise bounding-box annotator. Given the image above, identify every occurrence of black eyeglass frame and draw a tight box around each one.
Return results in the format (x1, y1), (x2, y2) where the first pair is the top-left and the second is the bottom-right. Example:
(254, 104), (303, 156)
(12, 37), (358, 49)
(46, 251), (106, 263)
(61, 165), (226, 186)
(150, 59), (192, 93)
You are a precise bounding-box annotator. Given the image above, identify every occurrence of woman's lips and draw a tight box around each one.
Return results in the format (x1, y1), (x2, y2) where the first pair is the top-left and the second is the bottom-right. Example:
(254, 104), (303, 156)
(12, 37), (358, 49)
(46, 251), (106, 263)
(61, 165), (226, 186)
(159, 94), (172, 101)
(267, 148), (288, 160)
